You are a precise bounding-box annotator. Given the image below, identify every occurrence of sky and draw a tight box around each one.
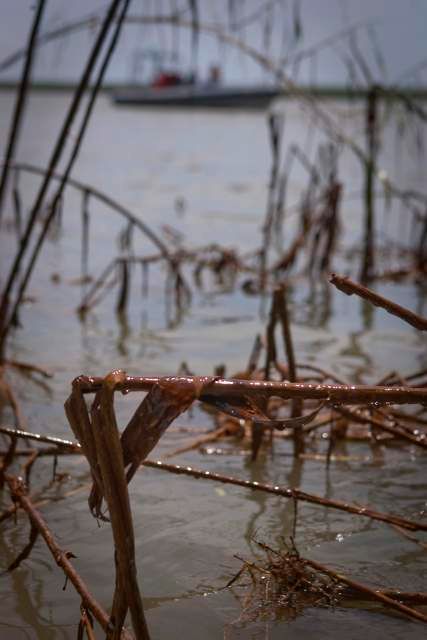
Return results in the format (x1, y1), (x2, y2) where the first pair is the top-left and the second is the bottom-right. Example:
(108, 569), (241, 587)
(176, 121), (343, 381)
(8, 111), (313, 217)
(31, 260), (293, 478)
(0, 1), (426, 87)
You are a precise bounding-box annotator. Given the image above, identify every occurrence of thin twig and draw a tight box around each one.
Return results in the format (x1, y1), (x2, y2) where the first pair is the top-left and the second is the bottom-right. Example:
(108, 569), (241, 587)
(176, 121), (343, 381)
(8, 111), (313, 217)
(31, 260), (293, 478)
(142, 460), (427, 532)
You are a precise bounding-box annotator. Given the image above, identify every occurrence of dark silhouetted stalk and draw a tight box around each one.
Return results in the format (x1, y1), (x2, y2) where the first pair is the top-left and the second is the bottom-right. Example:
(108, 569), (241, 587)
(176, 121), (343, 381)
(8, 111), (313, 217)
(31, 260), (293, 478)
(275, 287), (304, 455)
(360, 85), (379, 284)
(0, 0), (46, 224)
(0, 0), (122, 356)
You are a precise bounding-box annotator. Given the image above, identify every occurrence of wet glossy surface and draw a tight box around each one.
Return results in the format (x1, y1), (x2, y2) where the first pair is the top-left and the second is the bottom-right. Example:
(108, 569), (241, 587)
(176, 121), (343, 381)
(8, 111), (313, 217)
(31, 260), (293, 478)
(0, 90), (426, 638)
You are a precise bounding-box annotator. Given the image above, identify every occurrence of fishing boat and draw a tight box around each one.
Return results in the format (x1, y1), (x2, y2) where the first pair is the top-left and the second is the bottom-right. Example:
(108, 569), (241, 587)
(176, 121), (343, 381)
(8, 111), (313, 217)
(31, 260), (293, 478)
(111, 67), (280, 109)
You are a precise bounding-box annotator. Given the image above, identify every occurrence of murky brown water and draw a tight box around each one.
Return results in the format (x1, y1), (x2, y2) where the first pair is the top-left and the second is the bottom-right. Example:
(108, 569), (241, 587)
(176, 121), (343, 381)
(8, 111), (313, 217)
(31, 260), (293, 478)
(0, 89), (426, 639)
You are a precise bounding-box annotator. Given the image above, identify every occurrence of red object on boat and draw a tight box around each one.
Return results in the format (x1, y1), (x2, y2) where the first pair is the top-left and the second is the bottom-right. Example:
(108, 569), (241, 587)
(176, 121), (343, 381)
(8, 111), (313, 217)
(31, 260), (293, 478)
(152, 72), (182, 88)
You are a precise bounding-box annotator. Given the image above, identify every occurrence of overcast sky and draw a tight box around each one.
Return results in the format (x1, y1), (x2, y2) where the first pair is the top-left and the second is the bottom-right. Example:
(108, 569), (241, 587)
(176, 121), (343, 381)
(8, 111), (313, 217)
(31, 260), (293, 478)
(1, 1), (426, 86)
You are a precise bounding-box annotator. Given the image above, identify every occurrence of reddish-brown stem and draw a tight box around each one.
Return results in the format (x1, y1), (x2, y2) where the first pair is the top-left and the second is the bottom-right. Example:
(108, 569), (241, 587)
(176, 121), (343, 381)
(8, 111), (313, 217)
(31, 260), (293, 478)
(330, 273), (427, 331)
(304, 557), (427, 623)
(4, 474), (134, 639)
(73, 374), (427, 405)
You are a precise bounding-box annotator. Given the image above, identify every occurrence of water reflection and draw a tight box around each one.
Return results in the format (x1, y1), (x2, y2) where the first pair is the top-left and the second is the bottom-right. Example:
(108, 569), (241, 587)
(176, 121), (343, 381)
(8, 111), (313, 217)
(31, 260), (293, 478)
(241, 449), (304, 552)
(301, 279), (332, 329)
(1, 542), (58, 640)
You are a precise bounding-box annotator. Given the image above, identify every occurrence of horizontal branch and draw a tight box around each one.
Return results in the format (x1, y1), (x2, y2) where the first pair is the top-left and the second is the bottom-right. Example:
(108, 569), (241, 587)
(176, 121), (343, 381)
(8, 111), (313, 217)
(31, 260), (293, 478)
(142, 460), (427, 532)
(73, 374), (427, 405)
(2, 426), (426, 532)
(0, 425), (80, 450)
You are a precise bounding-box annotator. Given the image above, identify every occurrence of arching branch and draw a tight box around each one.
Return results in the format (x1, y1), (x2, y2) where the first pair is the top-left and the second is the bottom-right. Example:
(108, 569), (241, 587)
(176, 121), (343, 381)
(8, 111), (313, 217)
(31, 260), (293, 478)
(4, 161), (174, 263)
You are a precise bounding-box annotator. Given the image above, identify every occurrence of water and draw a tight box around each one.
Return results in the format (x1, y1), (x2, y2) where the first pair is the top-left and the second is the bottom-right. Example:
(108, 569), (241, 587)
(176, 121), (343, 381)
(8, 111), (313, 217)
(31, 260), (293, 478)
(0, 89), (426, 639)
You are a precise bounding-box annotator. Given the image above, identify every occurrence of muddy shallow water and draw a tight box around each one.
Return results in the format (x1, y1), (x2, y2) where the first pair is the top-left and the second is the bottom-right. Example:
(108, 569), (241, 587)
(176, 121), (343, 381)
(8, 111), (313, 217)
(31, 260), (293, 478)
(0, 89), (426, 638)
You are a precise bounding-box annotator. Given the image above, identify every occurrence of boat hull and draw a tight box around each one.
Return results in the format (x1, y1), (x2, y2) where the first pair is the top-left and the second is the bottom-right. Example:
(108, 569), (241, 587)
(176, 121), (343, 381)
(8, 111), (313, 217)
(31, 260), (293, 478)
(111, 85), (280, 109)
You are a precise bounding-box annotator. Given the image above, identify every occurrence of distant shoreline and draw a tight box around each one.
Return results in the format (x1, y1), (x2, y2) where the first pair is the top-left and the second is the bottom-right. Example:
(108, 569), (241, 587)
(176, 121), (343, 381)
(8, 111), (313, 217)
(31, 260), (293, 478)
(1, 82), (427, 100)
